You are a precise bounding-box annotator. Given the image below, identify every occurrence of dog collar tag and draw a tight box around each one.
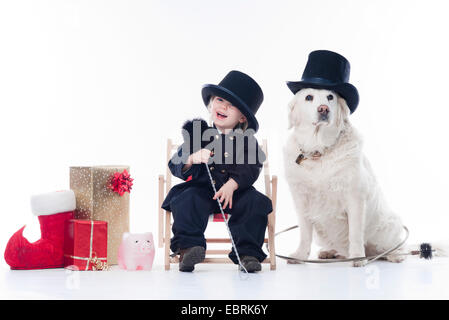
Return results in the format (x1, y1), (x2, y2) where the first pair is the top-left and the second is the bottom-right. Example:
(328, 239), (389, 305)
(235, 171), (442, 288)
(295, 153), (306, 165)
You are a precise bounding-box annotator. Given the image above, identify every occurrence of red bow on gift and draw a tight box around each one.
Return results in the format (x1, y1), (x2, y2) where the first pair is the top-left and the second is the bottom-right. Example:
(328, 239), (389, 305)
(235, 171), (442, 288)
(109, 169), (133, 196)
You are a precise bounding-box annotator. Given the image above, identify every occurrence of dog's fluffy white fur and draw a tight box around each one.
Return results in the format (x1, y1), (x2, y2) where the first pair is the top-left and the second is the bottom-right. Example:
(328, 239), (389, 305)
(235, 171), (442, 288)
(283, 88), (405, 267)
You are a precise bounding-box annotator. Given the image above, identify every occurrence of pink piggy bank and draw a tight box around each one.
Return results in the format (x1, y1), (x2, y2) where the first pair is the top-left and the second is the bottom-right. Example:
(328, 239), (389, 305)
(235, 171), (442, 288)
(118, 232), (155, 270)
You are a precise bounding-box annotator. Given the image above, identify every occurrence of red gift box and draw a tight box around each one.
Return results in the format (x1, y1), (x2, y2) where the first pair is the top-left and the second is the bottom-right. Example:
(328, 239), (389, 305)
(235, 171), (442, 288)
(64, 219), (108, 271)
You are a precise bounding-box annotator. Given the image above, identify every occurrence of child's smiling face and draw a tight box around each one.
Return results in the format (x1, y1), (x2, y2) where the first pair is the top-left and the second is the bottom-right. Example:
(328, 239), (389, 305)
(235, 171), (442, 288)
(210, 96), (247, 133)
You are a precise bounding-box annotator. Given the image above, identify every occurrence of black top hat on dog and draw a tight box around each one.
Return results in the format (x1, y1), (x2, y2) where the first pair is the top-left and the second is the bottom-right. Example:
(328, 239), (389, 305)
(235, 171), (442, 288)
(202, 70), (264, 132)
(286, 50), (359, 113)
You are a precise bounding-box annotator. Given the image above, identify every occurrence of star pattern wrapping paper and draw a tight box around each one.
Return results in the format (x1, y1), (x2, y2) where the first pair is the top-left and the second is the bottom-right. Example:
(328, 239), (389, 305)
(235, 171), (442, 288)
(70, 166), (130, 265)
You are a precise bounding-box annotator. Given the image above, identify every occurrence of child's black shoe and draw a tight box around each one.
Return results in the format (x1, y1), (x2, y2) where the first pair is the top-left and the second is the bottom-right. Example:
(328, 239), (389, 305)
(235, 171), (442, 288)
(239, 255), (262, 273)
(179, 246), (206, 272)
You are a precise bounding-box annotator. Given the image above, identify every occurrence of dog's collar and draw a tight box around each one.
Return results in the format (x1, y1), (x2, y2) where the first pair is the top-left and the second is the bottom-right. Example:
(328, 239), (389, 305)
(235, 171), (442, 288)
(295, 149), (322, 164)
(295, 128), (348, 165)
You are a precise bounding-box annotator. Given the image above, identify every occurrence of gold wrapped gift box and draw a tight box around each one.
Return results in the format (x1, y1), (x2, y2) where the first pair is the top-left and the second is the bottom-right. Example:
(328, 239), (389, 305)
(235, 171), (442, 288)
(70, 166), (130, 265)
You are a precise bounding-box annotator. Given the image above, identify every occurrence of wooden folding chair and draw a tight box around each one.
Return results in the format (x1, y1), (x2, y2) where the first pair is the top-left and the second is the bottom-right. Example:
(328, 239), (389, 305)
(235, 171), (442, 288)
(158, 138), (277, 270)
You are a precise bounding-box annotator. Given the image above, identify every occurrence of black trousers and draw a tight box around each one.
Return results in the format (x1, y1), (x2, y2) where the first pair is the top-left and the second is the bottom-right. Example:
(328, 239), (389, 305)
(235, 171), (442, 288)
(169, 185), (272, 263)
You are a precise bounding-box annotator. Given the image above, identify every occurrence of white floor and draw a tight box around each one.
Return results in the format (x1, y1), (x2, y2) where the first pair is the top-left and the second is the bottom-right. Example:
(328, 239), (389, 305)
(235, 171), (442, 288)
(1, 256), (449, 300)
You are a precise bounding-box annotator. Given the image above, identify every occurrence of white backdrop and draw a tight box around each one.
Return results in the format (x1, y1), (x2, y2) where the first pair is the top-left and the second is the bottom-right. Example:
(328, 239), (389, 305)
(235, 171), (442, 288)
(1, 0), (449, 268)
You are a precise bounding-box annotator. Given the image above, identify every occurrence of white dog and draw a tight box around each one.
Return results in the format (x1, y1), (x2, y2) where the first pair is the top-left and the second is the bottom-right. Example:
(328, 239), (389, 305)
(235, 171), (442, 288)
(283, 88), (405, 267)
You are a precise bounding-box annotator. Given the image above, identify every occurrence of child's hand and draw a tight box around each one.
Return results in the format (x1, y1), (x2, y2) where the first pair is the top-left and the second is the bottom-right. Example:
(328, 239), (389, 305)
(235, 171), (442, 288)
(213, 178), (239, 209)
(183, 149), (212, 172)
(189, 148), (212, 165)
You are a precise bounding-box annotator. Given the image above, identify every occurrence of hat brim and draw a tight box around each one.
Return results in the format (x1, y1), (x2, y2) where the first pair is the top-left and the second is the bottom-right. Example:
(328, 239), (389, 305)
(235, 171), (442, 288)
(286, 81), (359, 114)
(202, 84), (259, 132)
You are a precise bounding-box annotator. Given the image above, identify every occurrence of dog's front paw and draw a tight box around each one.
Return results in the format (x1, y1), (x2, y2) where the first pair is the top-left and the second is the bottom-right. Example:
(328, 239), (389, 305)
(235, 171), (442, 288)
(349, 246), (366, 267)
(385, 254), (406, 263)
(287, 258), (304, 264)
(318, 249), (338, 259)
(287, 249), (309, 264)
(352, 258), (368, 267)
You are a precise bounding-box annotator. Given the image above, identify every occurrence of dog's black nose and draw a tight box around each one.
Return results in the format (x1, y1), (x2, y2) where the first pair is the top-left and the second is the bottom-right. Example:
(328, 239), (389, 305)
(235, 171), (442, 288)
(317, 105), (329, 115)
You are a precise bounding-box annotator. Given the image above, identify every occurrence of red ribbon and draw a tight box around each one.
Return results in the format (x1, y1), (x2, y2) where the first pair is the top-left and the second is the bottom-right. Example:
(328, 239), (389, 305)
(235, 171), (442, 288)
(109, 169), (133, 196)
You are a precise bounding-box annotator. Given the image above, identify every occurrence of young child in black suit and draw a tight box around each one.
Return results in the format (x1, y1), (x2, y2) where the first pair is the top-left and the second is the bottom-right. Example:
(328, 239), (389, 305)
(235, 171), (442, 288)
(161, 70), (273, 272)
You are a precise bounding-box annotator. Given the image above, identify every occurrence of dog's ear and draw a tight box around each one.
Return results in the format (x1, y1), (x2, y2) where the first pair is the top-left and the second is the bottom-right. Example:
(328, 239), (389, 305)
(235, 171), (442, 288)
(336, 96), (350, 127)
(288, 96), (300, 129)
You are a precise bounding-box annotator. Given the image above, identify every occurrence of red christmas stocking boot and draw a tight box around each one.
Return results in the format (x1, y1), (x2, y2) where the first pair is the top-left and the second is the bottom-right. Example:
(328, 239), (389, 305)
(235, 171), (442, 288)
(4, 190), (76, 270)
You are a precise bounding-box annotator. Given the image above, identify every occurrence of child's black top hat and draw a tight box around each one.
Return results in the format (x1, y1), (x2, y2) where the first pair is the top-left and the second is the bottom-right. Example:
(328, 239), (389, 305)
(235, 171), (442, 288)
(202, 70), (264, 132)
(286, 50), (359, 113)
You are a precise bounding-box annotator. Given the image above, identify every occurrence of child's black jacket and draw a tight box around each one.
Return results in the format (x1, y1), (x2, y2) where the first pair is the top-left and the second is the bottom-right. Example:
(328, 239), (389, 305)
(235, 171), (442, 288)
(161, 118), (266, 212)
